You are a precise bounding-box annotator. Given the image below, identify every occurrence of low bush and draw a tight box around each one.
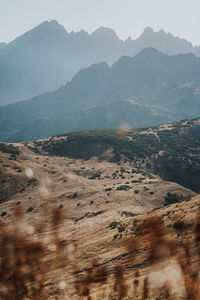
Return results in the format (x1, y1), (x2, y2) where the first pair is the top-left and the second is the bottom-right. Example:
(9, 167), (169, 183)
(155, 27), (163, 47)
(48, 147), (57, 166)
(105, 188), (112, 192)
(109, 222), (119, 229)
(88, 173), (101, 180)
(26, 207), (33, 213)
(116, 185), (131, 191)
(1, 211), (7, 217)
(118, 224), (126, 232)
(0, 143), (20, 155)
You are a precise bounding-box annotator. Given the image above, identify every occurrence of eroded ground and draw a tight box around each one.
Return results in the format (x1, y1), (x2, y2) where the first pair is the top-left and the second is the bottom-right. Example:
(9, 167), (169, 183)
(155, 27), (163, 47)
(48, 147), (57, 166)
(0, 143), (199, 299)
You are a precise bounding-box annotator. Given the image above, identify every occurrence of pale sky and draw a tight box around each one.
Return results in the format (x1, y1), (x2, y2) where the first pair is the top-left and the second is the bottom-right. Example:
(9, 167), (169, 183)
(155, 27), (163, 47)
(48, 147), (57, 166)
(0, 0), (200, 45)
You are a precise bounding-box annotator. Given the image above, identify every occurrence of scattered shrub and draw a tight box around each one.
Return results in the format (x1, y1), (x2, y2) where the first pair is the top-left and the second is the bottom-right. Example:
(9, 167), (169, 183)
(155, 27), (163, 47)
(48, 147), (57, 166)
(109, 222), (119, 229)
(1, 211), (7, 217)
(105, 188), (112, 192)
(118, 224), (126, 232)
(0, 143), (20, 155)
(26, 207), (33, 213)
(164, 192), (183, 205)
(116, 185), (131, 191)
(88, 173), (101, 180)
(72, 192), (78, 199)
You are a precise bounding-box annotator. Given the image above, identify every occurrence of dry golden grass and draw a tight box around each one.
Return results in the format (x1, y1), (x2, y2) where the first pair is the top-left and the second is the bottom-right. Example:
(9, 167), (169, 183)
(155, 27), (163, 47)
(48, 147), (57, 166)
(1, 196), (200, 299)
(1, 144), (200, 299)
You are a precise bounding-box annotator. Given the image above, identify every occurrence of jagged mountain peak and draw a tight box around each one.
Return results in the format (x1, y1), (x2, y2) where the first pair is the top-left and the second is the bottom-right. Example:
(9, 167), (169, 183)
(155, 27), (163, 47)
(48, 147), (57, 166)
(91, 26), (120, 40)
(142, 26), (155, 35)
(158, 29), (166, 34)
(70, 29), (90, 39)
(136, 46), (163, 57)
(1, 20), (200, 106)
(10, 20), (68, 45)
(140, 27), (170, 40)
(32, 19), (68, 35)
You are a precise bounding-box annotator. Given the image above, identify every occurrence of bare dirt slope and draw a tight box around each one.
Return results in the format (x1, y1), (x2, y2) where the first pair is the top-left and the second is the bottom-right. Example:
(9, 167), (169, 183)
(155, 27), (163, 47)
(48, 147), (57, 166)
(1, 142), (199, 299)
(0, 142), (194, 221)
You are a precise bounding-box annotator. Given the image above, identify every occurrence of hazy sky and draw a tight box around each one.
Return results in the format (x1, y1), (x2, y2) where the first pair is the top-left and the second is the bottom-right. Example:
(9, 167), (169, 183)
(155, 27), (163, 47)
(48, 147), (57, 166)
(1, 0), (200, 45)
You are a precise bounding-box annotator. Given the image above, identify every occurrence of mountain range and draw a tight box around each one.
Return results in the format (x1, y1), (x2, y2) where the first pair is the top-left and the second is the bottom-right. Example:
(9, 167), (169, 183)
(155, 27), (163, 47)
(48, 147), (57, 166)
(1, 20), (200, 106)
(1, 48), (200, 142)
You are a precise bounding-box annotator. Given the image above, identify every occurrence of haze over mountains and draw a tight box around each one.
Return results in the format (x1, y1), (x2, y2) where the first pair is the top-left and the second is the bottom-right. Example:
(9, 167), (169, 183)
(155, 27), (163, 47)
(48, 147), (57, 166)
(1, 12), (200, 298)
(1, 48), (200, 142)
(1, 20), (200, 106)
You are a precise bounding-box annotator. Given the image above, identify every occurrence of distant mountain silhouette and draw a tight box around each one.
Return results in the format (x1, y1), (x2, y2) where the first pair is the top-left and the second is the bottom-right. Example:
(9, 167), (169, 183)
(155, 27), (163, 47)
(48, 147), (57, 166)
(1, 48), (200, 142)
(0, 20), (200, 105)
(124, 27), (200, 57)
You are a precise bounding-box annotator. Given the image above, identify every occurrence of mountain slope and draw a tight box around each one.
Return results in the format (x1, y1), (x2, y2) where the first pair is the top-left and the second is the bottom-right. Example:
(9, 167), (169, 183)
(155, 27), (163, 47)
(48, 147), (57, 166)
(0, 118), (200, 299)
(0, 43), (6, 51)
(1, 49), (200, 142)
(0, 21), (72, 105)
(1, 21), (200, 105)
(35, 118), (200, 193)
(124, 27), (200, 57)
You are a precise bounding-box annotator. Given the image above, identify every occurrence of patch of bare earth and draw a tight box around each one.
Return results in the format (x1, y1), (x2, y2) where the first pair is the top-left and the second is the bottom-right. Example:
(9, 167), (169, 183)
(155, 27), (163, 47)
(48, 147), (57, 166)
(0, 143), (199, 299)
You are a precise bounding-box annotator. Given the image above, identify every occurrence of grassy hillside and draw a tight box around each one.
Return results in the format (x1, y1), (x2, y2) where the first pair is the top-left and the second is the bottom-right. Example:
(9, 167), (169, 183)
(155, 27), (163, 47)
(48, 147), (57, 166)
(37, 118), (200, 192)
(0, 118), (200, 299)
